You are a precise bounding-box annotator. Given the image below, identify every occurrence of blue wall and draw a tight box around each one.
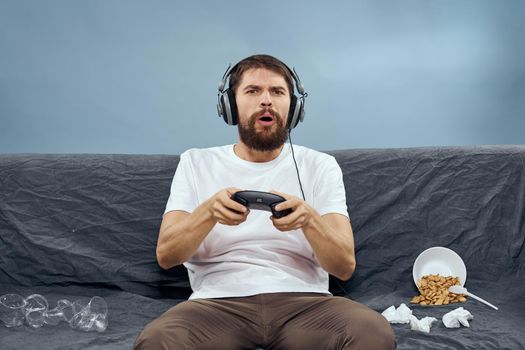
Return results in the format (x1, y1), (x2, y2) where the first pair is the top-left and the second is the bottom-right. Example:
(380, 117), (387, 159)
(1, 0), (524, 154)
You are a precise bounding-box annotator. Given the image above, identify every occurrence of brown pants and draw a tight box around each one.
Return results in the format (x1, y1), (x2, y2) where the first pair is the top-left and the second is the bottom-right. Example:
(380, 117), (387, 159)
(134, 293), (396, 350)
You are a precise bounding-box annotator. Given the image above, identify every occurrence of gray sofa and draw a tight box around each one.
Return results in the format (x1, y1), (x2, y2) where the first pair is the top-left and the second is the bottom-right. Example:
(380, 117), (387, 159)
(1, 146), (524, 349)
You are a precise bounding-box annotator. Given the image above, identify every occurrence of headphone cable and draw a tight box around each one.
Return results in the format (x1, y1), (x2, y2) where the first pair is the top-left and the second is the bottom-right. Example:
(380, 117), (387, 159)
(288, 130), (305, 201)
(289, 130), (351, 296)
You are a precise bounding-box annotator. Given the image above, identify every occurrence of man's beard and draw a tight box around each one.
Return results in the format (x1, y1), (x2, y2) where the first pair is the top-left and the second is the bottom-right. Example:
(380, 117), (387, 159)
(238, 109), (288, 152)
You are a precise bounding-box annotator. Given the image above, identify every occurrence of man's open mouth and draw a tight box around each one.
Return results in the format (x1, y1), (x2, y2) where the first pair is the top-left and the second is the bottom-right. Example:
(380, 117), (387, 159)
(257, 113), (275, 126)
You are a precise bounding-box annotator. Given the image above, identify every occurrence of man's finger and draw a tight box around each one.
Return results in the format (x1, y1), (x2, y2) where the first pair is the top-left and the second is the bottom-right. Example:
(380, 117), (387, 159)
(226, 187), (244, 197)
(227, 199), (248, 214)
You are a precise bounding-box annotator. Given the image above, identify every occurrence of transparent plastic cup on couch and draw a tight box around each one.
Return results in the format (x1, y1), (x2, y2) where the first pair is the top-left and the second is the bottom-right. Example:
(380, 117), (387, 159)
(88, 296), (108, 332)
(0, 294), (27, 327)
(25, 294), (49, 328)
(69, 296), (108, 332)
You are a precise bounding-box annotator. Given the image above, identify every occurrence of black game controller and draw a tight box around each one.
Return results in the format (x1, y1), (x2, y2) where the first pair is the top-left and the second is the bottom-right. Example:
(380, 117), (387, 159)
(231, 190), (292, 218)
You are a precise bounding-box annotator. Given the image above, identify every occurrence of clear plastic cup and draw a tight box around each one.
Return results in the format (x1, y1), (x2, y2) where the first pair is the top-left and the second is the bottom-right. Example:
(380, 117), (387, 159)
(0, 294), (27, 327)
(24, 294), (49, 328)
(88, 296), (108, 317)
(88, 296), (108, 332)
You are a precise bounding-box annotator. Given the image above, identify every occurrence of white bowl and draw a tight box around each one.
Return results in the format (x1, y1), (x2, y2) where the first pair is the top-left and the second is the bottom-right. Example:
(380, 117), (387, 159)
(413, 247), (467, 288)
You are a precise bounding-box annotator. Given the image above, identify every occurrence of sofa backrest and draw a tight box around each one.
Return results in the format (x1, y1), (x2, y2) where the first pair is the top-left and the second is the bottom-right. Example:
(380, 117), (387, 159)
(333, 146), (525, 295)
(1, 146), (524, 298)
(0, 154), (190, 298)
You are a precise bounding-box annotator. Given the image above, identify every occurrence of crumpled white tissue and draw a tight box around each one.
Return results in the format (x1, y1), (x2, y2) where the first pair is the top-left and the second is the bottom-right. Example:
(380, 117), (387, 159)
(409, 315), (438, 333)
(382, 304), (438, 333)
(442, 307), (473, 328)
(381, 303), (412, 324)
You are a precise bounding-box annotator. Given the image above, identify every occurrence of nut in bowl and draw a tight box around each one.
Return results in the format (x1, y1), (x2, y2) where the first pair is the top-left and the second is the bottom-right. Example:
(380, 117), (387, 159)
(411, 274), (467, 305)
(412, 247), (468, 306)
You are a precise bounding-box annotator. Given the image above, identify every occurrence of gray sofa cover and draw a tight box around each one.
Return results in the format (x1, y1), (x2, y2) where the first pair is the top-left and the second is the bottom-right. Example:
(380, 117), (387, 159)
(1, 146), (524, 349)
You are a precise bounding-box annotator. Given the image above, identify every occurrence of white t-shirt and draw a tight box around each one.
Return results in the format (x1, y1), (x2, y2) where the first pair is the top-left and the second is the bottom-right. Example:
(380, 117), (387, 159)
(165, 143), (348, 300)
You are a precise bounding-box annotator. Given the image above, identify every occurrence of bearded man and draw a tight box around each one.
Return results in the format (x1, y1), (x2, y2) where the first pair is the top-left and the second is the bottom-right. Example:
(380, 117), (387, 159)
(134, 54), (395, 350)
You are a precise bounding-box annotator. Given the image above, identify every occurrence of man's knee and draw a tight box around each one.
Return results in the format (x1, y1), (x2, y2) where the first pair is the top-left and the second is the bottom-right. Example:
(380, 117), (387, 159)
(134, 319), (191, 350)
(321, 297), (396, 349)
(343, 307), (396, 350)
(274, 298), (395, 350)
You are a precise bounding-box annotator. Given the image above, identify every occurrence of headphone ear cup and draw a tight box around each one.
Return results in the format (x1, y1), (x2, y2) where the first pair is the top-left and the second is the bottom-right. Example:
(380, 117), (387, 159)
(227, 89), (238, 125)
(219, 89), (239, 125)
(287, 95), (303, 130)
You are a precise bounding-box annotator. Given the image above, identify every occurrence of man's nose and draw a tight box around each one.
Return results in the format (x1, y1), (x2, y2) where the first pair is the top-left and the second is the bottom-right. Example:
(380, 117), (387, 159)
(260, 91), (272, 107)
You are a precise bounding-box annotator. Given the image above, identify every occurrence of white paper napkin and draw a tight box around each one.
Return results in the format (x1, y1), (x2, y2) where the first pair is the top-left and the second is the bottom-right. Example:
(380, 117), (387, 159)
(381, 303), (413, 324)
(409, 315), (438, 333)
(442, 307), (473, 328)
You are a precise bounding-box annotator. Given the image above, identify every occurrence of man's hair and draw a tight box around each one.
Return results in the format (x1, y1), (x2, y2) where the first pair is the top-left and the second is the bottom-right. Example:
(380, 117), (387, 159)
(229, 54), (294, 96)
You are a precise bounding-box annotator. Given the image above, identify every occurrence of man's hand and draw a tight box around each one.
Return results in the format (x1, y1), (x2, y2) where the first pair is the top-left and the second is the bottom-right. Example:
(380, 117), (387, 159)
(157, 187), (249, 269)
(269, 190), (314, 231)
(208, 187), (250, 226)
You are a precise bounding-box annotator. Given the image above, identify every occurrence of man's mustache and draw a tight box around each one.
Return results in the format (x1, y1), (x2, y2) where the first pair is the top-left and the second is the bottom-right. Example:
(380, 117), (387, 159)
(250, 109), (283, 122)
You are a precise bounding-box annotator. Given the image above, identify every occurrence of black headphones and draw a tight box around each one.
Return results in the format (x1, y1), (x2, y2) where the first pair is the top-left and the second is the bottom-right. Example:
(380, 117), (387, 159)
(217, 60), (308, 130)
